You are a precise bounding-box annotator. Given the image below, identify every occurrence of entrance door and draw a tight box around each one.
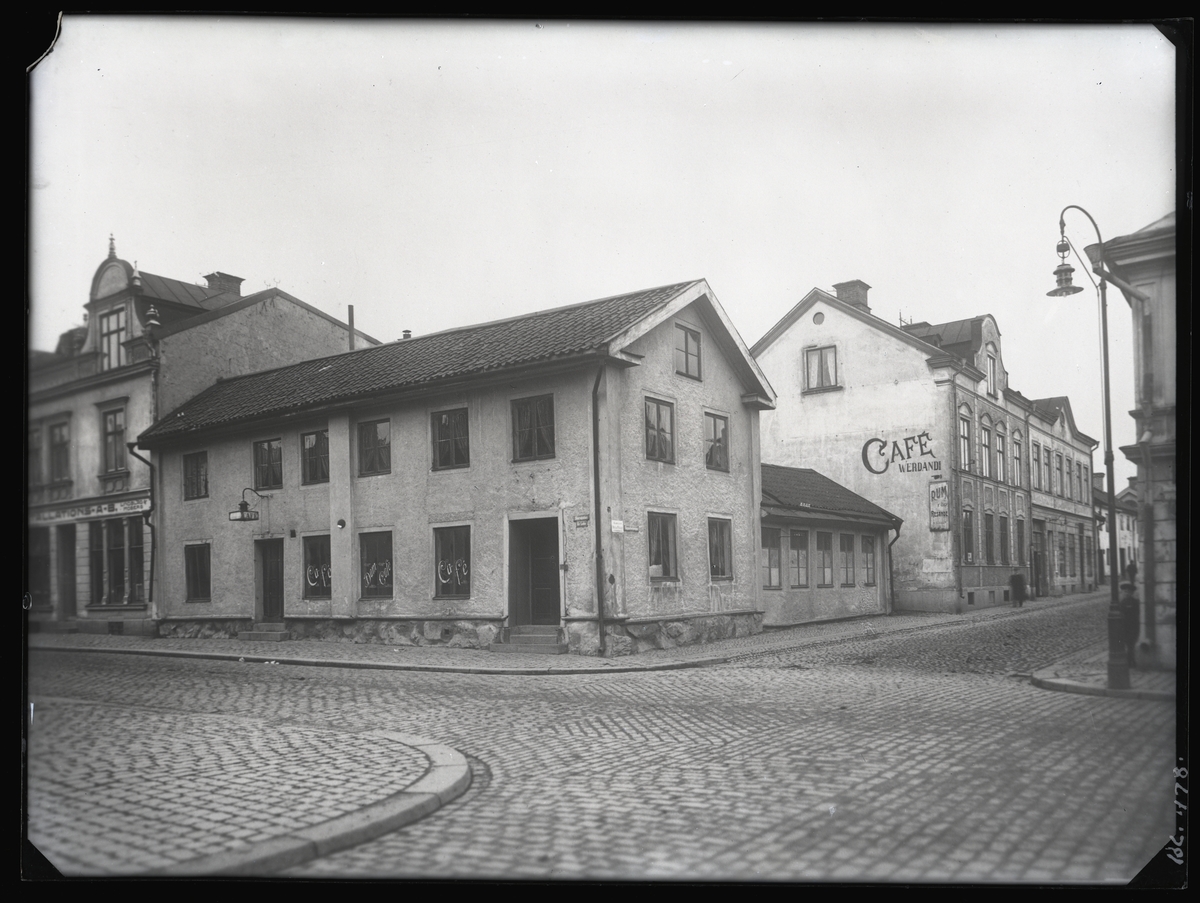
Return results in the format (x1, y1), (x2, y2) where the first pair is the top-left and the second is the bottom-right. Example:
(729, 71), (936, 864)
(509, 518), (560, 626)
(56, 524), (76, 619)
(259, 539), (284, 621)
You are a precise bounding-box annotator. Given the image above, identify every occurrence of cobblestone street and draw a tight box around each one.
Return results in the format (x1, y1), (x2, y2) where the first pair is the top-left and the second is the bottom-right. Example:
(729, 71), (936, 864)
(26, 595), (1177, 883)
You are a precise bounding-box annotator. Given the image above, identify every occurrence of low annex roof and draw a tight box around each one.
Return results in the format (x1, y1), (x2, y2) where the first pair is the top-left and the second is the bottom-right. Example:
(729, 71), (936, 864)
(140, 279), (772, 446)
(761, 463), (902, 528)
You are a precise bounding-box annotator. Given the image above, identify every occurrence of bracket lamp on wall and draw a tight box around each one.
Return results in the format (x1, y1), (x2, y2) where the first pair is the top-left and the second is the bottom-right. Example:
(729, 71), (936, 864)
(229, 487), (268, 522)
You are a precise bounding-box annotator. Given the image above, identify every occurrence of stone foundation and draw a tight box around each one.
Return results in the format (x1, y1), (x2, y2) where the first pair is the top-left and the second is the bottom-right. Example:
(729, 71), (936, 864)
(568, 612), (763, 657)
(159, 619), (253, 639)
(285, 618), (503, 649)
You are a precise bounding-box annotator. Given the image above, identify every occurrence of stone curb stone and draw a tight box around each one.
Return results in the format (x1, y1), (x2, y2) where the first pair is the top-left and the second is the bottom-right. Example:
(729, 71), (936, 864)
(148, 735), (471, 876)
(1029, 672), (1176, 703)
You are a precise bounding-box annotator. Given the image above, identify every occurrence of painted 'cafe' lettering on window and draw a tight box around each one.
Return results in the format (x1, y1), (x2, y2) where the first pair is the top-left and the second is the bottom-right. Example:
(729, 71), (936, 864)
(307, 564), (332, 589)
(862, 431), (941, 474)
(363, 559), (392, 589)
(438, 558), (469, 585)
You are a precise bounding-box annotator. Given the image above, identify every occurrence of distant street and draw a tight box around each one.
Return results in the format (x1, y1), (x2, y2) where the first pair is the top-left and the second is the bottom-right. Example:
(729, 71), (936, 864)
(27, 596), (1175, 883)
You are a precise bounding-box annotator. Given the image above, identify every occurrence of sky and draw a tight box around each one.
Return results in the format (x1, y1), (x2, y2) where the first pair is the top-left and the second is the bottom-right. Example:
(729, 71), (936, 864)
(28, 18), (1177, 486)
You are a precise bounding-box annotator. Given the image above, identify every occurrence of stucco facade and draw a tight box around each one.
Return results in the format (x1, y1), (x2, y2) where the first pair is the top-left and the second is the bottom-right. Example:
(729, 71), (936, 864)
(139, 280), (775, 655)
(753, 280), (1096, 613)
(27, 241), (373, 634)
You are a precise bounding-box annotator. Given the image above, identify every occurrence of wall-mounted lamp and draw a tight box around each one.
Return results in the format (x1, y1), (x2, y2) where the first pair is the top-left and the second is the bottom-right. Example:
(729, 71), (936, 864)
(337, 519), (346, 529)
(229, 488), (268, 522)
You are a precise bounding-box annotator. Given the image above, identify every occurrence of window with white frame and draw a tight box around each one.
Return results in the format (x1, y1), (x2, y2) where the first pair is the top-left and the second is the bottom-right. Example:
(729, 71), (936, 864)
(839, 534), (855, 585)
(981, 427), (991, 479)
(995, 433), (1006, 484)
(862, 535), (876, 585)
(789, 530), (809, 587)
(645, 398), (675, 464)
(1032, 443), (1041, 489)
(100, 307), (127, 371)
(432, 409), (470, 470)
(704, 412), (729, 472)
(816, 532), (834, 586)
(959, 417), (971, 471)
(675, 325), (701, 380)
(761, 527), (782, 588)
(103, 409), (126, 473)
(183, 451), (208, 499)
(805, 346), (838, 390)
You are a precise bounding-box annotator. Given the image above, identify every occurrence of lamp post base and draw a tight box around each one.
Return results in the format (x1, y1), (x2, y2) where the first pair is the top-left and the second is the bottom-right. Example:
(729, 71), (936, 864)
(1108, 608), (1131, 690)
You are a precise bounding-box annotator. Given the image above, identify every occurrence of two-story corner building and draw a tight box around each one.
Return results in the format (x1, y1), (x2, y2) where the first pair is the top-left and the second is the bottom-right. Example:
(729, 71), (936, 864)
(752, 279), (1097, 613)
(135, 280), (776, 656)
(27, 239), (375, 635)
(1087, 212), (1176, 668)
(1093, 473), (1139, 584)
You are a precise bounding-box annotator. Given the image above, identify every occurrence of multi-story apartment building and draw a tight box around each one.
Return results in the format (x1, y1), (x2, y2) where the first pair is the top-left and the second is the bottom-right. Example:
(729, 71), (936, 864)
(752, 279), (1097, 612)
(136, 280), (776, 655)
(27, 239), (374, 634)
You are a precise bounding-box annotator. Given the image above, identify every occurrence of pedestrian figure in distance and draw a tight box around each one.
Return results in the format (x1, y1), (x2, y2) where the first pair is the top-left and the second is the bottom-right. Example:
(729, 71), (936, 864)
(1009, 570), (1028, 608)
(1119, 581), (1140, 669)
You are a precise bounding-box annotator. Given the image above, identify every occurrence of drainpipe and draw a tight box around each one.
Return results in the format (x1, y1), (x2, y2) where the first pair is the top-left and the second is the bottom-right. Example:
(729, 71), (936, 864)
(1139, 433), (1156, 650)
(592, 364), (606, 656)
(951, 379), (963, 602)
(887, 519), (902, 614)
(126, 443), (155, 610)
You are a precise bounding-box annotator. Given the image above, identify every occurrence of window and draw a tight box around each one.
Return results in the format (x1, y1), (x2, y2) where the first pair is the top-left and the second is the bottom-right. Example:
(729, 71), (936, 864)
(1057, 533), (1067, 578)
(106, 519), (125, 603)
(862, 536), (876, 585)
(512, 395), (555, 461)
(648, 513), (678, 581)
(816, 533), (834, 586)
(761, 527), (782, 588)
(302, 430), (329, 484)
(1017, 519), (1026, 566)
(645, 398), (675, 463)
(984, 514), (995, 565)
(358, 420), (391, 476)
(1055, 454), (1064, 497)
(1032, 444), (1041, 489)
(184, 452), (208, 499)
(1065, 457), (1073, 500)
(704, 413), (729, 472)
(50, 423), (70, 483)
(254, 439), (282, 489)
(805, 346), (838, 390)
(1044, 454), (1052, 495)
(962, 510), (974, 562)
(185, 544), (211, 601)
(432, 409), (470, 470)
(1013, 438), (1022, 488)
(981, 428), (991, 479)
(959, 418), (971, 471)
(789, 530), (809, 587)
(102, 409), (126, 473)
(29, 428), (42, 486)
(999, 515), (1010, 565)
(995, 434), (1006, 484)
(99, 307), (127, 371)
(1085, 535), (1093, 578)
(1068, 533), (1077, 577)
(1083, 465), (1089, 497)
(987, 353), (997, 396)
(1076, 463), (1083, 502)
(708, 518), (733, 580)
(89, 521), (103, 604)
(360, 532), (393, 598)
(435, 526), (471, 597)
(302, 535), (332, 599)
(129, 518), (144, 603)
(839, 534), (855, 585)
(675, 325), (701, 379)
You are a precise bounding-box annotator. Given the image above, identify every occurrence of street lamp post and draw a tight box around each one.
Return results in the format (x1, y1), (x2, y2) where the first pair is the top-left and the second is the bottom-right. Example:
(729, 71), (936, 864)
(1047, 205), (1130, 690)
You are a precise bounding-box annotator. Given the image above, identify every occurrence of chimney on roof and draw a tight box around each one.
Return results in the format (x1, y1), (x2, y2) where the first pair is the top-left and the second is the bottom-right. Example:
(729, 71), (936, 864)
(402, 329), (412, 340)
(204, 272), (244, 297)
(833, 280), (872, 313)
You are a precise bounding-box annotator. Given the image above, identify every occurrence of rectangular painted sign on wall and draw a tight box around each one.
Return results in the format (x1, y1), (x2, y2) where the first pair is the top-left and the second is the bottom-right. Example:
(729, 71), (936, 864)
(929, 479), (950, 531)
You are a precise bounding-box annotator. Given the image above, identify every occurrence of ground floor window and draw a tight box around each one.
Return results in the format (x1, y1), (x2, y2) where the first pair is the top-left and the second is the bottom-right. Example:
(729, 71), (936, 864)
(999, 515), (1010, 565)
(648, 513), (678, 581)
(1068, 533), (1077, 578)
(1016, 519), (1026, 566)
(304, 535), (332, 598)
(88, 517), (144, 605)
(1057, 533), (1067, 578)
(29, 527), (51, 608)
(185, 544), (211, 601)
(816, 532), (834, 586)
(761, 527), (781, 588)
(962, 510), (974, 563)
(435, 526), (471, 597)
(360, 531), (393, 598)
(789, 530), (808, 587)
(708, 518), (732, 580)
(862, 535), (876, 585)
(984, 514), (995, 565)
(839, 534), (855, 586)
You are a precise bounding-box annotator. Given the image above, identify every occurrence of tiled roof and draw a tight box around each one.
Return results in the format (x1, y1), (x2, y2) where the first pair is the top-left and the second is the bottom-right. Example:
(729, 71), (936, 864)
(761, 463), (902, 525)
(140, 280), (701, 444)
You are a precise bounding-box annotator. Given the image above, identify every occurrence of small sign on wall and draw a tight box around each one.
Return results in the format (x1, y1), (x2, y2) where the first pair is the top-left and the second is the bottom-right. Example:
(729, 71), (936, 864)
(611, 520), (624, 533)
(929, 479), (950, 531)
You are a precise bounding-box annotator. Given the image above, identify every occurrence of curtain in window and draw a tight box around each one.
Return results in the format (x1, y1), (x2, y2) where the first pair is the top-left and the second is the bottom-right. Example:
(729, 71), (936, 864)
(708, 520), (731, 578)
(645, 401), (672, 461)
(535, 397), (554, 457)
(649, 515), (676, 579)
(304, 432), (329, 483)
(435, 527), (471, 596)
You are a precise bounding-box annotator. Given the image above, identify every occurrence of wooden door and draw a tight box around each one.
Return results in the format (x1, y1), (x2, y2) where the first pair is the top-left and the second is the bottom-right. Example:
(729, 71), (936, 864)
(260, 539), (284, 621)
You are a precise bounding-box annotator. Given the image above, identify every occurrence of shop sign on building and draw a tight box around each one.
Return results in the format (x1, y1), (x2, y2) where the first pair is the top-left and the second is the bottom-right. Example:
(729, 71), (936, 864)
(30, 496), (151, 524)
(862, 430), (941, 475)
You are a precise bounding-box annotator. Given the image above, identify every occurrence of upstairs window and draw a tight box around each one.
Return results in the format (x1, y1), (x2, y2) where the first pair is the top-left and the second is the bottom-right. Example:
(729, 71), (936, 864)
(1055, 454), (1064, 497)
(512, 395), (555, 462)
(986, 351), (997, 396)
(1044, 454), (1052, 495)
(980, 427), (991, 479)
(50, 423), (70, 483)
(100, 307), (127, 371)
(1076, 462), (1083, 501)
(1032, 443), (1041, 489)
(648, 512), (678, 581)
(1065, 457), (1074, 500)
(708, 518), (733, 580)
(359, 420), (391, 476)
(704, 412), (729, 472)
(959, 418), (971, 472)
(645, 398), (675, 464)
(103, 409), (126, 473)
(675, 325), (701, 380)
(805, 346), (838, 390)
(183, 451), (208, 499)
(254, 439), (283, 490)
(995, 434), (1006, 484)
(432, 409), (470, 470)
(1013, 438), (1022, 488)
(302, 430), (329, 485)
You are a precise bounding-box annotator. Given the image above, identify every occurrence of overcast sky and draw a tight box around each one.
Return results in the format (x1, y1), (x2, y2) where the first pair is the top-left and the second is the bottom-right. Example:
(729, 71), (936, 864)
(29, 18), (1177, 485)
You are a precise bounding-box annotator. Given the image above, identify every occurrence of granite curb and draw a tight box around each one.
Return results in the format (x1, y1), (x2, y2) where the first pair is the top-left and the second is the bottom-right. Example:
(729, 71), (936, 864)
(1029, 669), (1177, 702)
(146, 732), (472, 876)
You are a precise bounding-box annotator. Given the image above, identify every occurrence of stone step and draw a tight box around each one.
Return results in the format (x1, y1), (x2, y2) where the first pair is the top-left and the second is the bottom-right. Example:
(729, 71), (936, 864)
(509, 624), (560, 635)
(256, 623), (286, 631)
(504, 632), (564, 645)
(238, 629), (288, 642)
(489, 642), (569, 655)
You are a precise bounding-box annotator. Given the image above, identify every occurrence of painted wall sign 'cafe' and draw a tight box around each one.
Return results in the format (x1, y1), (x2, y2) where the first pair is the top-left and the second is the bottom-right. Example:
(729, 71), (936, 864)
(862, 431), (941, 475)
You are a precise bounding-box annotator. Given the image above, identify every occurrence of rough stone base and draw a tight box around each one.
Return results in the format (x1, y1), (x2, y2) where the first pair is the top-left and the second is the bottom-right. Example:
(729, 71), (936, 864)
(287, 619), (502, 649)
(159, 620), (253, 640)
(568, 612), (763, 657)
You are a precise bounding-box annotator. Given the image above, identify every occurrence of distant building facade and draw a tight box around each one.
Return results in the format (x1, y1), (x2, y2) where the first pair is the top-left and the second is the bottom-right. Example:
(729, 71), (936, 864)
(1093, 472), (1139, 583)
(136, 280), (776, 655)
(1089, 212), (1177, 668)
(753, 279), (1097, 613)
(27, 240), (374, 634)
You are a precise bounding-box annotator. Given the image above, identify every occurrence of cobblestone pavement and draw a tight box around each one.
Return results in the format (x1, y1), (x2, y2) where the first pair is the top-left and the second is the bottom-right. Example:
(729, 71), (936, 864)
(26, 595), (1178, 883)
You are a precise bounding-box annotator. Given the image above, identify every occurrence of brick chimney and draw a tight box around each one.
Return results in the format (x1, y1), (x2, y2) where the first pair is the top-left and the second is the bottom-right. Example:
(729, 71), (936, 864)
(204, 272), (244, 297)
(832, 279), (871, 313)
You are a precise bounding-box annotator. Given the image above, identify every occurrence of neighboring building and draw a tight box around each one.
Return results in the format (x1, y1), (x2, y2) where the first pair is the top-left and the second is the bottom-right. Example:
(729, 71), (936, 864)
(753, 279), (1097, 612)
(27, 239), (376, 634)
(136, 280), (777, 655)
(760, 464), (902, 626)
(1088, 211), (1177, 668)
(1092, 472), (1139, 584)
